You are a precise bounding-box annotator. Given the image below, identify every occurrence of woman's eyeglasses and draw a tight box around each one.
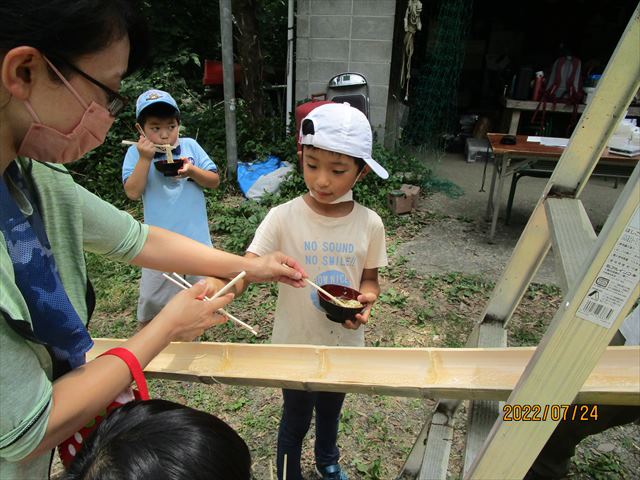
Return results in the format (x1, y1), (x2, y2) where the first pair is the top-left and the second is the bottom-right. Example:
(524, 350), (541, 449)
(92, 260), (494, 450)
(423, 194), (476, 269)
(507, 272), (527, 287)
(48, 56), (129, 117)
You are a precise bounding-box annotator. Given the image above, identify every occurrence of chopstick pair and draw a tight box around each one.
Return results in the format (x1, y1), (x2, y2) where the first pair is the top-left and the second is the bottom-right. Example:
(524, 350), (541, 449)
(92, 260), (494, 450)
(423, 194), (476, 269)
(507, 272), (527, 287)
(120, 140), (172, 154)
(161, 271), (258, 336)
(125, 125), (174, 161)
(304, 278), (351, 308)
(136, 122), (174, 163)
(279, 262), (349, 308)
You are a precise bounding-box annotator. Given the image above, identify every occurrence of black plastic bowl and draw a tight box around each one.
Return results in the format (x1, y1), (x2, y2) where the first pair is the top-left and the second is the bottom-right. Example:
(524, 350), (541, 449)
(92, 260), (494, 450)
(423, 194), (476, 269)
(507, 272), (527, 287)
(154, 158), (185, 176)
(318, 284), (364, 323)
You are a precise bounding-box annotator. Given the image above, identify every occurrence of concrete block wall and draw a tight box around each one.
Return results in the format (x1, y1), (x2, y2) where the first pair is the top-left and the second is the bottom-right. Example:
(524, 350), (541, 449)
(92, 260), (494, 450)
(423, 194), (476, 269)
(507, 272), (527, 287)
(295, 0), (396, 140)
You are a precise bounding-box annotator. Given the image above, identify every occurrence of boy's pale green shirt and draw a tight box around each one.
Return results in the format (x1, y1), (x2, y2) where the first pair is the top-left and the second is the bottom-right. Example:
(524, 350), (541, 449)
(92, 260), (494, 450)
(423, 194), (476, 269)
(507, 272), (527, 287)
(0, 159), (148, 479)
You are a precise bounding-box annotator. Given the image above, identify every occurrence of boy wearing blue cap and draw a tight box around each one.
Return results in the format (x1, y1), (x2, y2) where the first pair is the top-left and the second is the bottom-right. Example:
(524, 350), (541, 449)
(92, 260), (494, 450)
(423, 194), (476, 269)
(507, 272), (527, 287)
(122, 89), (220, 326)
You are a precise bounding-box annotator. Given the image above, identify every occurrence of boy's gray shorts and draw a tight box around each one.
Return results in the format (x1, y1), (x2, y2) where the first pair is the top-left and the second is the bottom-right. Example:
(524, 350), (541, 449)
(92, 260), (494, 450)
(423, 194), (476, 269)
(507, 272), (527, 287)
(137, 268), (205, 323)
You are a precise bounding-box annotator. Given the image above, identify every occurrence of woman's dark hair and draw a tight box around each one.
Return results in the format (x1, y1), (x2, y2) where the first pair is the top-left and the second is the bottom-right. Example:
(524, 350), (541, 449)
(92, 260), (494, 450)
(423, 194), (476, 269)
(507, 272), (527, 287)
(64, 399), (251, 480)
(137, 102), (181, 127)
(0, 0), (150, 76)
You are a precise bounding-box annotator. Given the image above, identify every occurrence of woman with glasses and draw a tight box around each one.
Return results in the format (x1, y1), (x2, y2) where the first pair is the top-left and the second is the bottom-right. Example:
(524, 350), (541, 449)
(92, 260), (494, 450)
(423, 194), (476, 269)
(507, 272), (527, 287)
(0, 1), (306, 478)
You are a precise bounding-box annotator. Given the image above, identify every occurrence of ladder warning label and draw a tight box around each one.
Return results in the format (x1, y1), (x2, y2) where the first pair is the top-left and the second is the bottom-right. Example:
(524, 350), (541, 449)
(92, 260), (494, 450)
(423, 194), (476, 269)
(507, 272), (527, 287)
(577, 206), (639, 328)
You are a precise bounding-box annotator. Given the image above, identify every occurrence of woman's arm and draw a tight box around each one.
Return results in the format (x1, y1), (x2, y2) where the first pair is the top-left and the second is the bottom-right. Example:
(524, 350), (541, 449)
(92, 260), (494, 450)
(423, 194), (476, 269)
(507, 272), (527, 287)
(131, 227), (306, 286)
(202, 252), (267, 298)
(22, 282), (232, 461)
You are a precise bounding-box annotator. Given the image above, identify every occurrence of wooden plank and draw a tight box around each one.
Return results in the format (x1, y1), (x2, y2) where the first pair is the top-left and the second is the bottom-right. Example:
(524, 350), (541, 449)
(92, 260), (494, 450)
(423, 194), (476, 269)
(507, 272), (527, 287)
(546, 198), (598, 293)
(505, 98), (640, 117)
(418, 412), (453, 480)
(487, 133), (640, 163)
(89, 340), (640, 405)
(463, 322), (507, 473)
(397, 413), (433, 478)
(463, 400), (501, 476)
(410, 400), (459, 480)
(466, 164), (640, 478)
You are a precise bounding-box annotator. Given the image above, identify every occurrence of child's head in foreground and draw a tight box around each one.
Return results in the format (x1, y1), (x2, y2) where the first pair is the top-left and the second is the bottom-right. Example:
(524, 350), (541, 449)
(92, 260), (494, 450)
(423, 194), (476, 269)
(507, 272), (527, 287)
(135, 89), (181, 147)
(64, 399), (251, 480)
(299, 102), (388, 204)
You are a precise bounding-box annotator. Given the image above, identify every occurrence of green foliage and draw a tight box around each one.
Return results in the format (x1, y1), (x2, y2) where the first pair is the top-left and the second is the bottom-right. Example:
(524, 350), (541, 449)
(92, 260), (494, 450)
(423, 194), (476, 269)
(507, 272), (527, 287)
(378, 288), (409, 308)
(256, 0), (289, 79)
(338, 407), (355, 435)
(526, 282), (562, 299)
(224, 396), (250, 412)
(84, 252), (140, 316)
(211, 201), (269, 254)
(441, 272), (489, 303)
(574, 451), (625, 479)
(354, 457), (383, 480)
(509, 315), (547, 346)
(140, 2), (221, 81)
(415, 306), (435, 325)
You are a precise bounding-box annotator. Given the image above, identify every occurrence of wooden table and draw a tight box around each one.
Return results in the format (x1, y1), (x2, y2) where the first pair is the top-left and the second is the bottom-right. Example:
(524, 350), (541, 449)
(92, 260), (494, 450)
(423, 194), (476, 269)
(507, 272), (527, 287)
(485, 133), (639, 242)
(503, 98), (640, 135)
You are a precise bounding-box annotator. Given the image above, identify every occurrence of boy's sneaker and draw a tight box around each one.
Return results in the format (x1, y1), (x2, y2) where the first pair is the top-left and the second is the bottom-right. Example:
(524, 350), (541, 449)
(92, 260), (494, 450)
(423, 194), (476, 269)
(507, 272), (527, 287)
(316, 464), (348, 480)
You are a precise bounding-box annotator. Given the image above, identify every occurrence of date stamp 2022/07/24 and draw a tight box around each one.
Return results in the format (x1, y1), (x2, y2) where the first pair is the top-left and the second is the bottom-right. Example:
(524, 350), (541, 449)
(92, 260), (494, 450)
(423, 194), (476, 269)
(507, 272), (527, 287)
(503, 404), (599, 422)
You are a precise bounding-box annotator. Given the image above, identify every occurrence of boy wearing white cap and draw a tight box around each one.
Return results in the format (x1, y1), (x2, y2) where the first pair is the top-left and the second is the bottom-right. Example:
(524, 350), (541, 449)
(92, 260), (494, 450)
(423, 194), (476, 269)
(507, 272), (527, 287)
(122, 89), (220, 326)
(242, 102), (388, 480)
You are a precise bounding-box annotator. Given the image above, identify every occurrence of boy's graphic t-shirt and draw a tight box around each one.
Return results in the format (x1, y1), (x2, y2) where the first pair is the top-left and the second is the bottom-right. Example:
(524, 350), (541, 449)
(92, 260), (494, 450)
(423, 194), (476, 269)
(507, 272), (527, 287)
(248, 196), (388, 347)
(122, 137), (217, 246)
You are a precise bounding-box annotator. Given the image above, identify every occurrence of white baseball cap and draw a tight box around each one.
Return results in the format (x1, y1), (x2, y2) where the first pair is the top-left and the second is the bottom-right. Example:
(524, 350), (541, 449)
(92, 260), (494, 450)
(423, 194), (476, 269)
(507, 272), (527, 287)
(299, 102), (389, 179)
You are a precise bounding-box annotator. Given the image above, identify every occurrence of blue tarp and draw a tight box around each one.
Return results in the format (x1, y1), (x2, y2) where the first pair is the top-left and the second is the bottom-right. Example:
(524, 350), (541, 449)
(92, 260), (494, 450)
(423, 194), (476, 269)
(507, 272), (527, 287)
(237, 156), (294, 200)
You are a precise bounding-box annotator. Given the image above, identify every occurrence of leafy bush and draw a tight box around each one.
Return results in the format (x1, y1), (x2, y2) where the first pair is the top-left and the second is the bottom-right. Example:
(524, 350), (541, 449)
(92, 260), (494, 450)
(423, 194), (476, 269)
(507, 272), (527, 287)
(67, 44), (454, 256)
(208, 142), (454, 253)
(68, 55), (291, 207)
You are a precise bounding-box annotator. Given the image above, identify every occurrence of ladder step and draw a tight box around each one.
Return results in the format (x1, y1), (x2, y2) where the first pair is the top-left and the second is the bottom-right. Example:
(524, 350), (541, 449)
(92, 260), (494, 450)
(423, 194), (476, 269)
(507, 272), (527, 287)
(419, 411), (454, 480)
(476, 321), (507, 348)
(463, 400), (501, 476)
(463, 322), (506, 473)
(545, 198), (597, 293)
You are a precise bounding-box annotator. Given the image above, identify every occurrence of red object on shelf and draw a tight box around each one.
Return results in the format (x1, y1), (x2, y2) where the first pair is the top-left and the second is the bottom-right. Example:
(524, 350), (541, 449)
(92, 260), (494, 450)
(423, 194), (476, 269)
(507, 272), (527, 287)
(203, 60), (242, 85)
(532, 71), (545, 101)
(294, 100), (334, 166)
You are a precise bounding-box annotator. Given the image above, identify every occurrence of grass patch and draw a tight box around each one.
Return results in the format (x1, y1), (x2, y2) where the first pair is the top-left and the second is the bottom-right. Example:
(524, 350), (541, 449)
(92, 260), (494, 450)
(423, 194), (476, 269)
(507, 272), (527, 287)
(574, 451), (626, 479)
(79, 195), (580, 479)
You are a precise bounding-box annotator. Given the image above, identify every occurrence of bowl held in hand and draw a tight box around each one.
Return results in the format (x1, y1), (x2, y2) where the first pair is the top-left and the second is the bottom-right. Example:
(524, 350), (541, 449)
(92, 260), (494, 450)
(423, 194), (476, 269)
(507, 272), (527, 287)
(318, 284), (364, 323)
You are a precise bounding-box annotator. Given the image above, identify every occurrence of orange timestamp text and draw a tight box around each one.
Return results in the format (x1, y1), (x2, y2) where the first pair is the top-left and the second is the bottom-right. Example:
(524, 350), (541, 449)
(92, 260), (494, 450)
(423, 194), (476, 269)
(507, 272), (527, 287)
(502, 404), (599, 422)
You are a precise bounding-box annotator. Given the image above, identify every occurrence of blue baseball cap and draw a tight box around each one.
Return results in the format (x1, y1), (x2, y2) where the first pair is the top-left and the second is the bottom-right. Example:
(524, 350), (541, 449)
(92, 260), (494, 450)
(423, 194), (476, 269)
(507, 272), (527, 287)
(135, 89), (180, 118)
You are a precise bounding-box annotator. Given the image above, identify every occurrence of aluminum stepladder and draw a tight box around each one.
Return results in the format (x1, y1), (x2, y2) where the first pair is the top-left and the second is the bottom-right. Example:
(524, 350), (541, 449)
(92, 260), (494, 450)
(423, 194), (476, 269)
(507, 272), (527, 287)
(399, 5), (640, 479)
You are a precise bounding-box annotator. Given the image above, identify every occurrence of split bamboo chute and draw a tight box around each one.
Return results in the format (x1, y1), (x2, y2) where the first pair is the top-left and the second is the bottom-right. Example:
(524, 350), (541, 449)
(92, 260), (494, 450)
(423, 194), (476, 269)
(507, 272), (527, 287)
(88, 340), (640, 405)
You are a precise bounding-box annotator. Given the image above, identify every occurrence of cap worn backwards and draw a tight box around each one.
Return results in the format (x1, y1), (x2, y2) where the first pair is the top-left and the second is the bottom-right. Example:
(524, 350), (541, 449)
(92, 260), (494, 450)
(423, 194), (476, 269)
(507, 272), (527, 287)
(135, 89), (180, 118)
(299, 102), (389, 179)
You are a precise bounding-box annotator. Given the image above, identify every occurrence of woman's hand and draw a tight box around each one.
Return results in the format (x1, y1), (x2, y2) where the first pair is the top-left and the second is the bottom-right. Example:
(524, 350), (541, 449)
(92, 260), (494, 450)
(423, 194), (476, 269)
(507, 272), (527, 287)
(245, 252), (307, 287)
(154, 280), (233, 341)
(342, 291), (377, 330)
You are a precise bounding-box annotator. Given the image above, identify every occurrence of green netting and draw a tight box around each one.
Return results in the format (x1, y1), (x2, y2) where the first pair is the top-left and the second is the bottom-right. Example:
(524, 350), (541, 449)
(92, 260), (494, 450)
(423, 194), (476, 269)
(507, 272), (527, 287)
(403, 0), (474, 150)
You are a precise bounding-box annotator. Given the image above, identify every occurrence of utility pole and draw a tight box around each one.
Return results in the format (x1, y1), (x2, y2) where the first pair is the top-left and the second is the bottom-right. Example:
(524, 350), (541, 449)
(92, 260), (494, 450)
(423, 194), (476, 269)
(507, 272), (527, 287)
(219, 0), (238, 178)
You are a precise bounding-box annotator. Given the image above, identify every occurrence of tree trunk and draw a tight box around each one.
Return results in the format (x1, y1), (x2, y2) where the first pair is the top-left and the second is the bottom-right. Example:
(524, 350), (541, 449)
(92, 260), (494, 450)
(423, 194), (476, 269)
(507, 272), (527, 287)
(233, 0), (265, 126)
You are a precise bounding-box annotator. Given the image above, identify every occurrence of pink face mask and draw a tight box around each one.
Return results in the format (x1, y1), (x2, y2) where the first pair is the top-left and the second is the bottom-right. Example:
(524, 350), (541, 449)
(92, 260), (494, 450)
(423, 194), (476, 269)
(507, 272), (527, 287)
(17, 57), (115, 164)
